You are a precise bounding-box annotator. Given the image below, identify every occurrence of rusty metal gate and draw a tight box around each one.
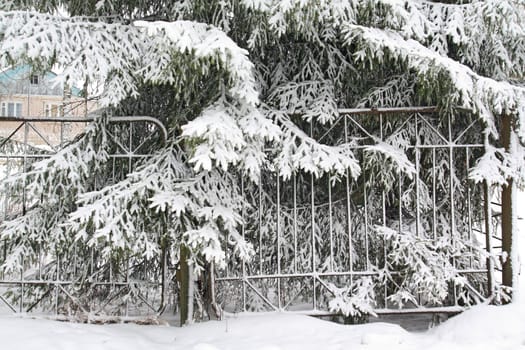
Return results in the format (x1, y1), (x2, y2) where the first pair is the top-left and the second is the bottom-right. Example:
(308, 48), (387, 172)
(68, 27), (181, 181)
(216, 107), (498, 316)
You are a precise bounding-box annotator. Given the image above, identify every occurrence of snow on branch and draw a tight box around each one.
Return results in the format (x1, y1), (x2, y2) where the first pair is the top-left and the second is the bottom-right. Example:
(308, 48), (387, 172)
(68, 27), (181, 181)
(182, 102), (246, 172)
(1, 121), (109, 209)
(364, 140), (416, 179)
(368, 0), (525, 79)
(0, 208), (45, 272)
(0, 11), (259, 106)
(135, 20), (259, 106)
(357, 74), (416, 108)
(184, 225), (226, 269)
(240, 0), (356, 39)
(328, 278), (377, 317)
(67, 144), (192, 258)
(267, 81), (339, 125)
(0, 11), (142, 105)
(241, 0), (525, 83)
(469, 133), (525, 186)
(181, 101), (281, 181)
(271, 110), (361, 181)
(66, 143), (254, 268)
(342, 23), (525, 137)
(373, 225), (475, 307)
(238, 106), (282, 180)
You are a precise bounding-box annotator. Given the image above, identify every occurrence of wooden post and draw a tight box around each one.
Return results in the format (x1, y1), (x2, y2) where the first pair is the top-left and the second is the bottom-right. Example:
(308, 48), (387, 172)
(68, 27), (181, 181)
(206, 262), (221, 320)
(178, 245), (190, 325)
(500, 114), (513, 298)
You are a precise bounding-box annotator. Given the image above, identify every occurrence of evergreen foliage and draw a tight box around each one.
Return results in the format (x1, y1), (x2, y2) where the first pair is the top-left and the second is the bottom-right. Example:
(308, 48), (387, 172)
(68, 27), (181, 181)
(0, 0), (524, 320)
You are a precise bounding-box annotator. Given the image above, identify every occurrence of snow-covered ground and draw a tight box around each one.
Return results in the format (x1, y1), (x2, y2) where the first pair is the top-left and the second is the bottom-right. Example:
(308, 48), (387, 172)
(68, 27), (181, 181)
(0, 304), (523, 350)
(0, 191), (524, 350)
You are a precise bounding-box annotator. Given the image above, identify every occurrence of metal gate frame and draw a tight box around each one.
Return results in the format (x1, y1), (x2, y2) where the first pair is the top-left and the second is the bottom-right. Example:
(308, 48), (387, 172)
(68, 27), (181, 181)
(216, 106), (497, 316)
(0, 115), (169, 318)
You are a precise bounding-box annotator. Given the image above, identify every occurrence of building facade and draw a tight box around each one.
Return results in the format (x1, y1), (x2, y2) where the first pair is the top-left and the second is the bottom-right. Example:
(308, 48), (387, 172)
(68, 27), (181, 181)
(0, 65), (97, 146)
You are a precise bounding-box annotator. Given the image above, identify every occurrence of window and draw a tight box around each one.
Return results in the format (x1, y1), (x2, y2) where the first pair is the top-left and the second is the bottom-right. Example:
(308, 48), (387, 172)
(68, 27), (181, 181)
(1, 102), (22, 117)
(45, 103), (63, 117)
(30, 74), (39, 85)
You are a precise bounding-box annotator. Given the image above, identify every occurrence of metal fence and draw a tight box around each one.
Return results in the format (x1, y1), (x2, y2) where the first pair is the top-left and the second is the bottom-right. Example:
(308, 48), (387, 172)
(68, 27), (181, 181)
(0, 108), (500, 319)
(0, 115), (170, 319)
(216, 107), (497, 315)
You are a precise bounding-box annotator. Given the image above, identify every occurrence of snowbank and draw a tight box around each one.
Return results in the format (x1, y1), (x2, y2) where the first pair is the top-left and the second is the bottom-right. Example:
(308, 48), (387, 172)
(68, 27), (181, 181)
(1, 305), (524, 350)
(430, 304), (525, 349)
(0, 313), (410, 350)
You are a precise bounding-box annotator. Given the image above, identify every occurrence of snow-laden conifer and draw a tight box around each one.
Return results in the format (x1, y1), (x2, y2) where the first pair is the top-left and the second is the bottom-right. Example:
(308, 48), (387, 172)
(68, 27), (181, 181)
(0, 0), (524, 319)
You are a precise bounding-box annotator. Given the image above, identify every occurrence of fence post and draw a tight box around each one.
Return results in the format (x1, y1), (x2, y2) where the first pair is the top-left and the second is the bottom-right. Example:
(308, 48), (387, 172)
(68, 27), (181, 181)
(500, 113), (513, 298)
(178, 244), (190, 325)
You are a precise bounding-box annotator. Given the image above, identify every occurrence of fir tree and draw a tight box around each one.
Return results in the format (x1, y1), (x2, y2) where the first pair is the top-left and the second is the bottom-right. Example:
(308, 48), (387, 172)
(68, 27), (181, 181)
(0, 0), (524, 322)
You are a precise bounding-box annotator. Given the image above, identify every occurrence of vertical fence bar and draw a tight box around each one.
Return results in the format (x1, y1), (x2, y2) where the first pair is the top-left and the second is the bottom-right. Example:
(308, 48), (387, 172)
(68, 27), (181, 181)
(22, 122), (28, 215)
(414, 114), (422, 307)
(109, 244), (113, 299)
(398, 175), (403, 234)
(2, 156), (9, 232)
(38, 250), (42, 280)
(112, 157), (116, 182)
(311, 172), (316, 310)
(484, 182), (494, 297)
(73, 242), (77, 279)
(55, 253), (60, 315)
(310, 121), (317, 310)
(344, 116), (353, 277)
(128, 121), (133, 173)
(432, 148), (437, 240)
(143, 257), (148, 311)
(466, 147), (473, 267)
(93, 248), (97, 313)
(380, 113), (388, 307)
(293, 174), (298, 274)
(382, 190), (388, 308)
(60, 119), (65, 144)
(415, 114), (421, 237)
(448, 114), (456, 239)
(20, 257), (24, 313)
(363, 171), (370, 270)
(21, 122), (28, 313)
(448, 114), (458, 305)
(241, 176), (247, 312)
(328, 175), (334, 272)
(125, 256), (130, 317)
(259, 175), (263, 274)
(276, 171), (282, 309)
